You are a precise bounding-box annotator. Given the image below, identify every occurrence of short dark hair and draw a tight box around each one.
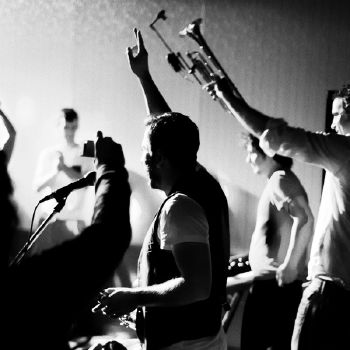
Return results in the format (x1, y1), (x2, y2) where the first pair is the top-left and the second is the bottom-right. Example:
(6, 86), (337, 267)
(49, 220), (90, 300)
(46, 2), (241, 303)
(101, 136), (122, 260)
(241, 133), (293, 170)
(61, 108), (78, 122)
(145, 112), (200, 168)
(333, 84), (350, 113)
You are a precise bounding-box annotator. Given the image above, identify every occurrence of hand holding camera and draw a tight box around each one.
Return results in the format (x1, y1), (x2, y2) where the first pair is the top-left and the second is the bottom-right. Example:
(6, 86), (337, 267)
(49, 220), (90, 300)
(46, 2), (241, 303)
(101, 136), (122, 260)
(83, 131), (125, 169)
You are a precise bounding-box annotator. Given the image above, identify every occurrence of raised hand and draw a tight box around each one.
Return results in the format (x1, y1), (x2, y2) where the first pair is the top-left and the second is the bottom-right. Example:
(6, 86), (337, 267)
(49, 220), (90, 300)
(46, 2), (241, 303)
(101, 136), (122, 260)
(94, 131), (125, 168)
(126, 28), (149, 78)
(56, 152), (65, 172)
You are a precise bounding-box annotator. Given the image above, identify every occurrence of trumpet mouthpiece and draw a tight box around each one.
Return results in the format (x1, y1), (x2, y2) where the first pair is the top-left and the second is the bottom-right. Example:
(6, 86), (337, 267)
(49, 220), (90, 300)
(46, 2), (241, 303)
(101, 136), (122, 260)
(158, 10), (167, 21)
(150, 9), (167, 27)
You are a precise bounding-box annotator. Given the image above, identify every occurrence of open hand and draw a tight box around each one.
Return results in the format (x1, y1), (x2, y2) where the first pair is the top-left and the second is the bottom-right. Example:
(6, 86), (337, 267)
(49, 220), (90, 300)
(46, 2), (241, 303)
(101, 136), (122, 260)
(126, 28), (149, 78)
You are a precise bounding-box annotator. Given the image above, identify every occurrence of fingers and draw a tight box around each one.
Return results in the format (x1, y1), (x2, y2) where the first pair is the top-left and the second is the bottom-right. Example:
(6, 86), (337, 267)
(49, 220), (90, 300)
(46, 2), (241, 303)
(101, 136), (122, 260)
(97, 130), (103, 139)
(126, 45), (138, 60)
(126, 46), (133, 61)
(92, 288), (116, 313)
(133, 27), (144, 51)
(136, 29), (144, 50)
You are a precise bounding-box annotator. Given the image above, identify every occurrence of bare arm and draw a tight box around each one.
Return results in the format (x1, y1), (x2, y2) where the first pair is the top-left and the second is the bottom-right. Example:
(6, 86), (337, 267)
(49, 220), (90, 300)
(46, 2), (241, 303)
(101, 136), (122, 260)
(127, 28), (171, 115)
(0, 108), (16, 163)
(34, 150), (83, 192)
(33, 151), (60, 192)
(214, 81), (269, 136)
(57, 158), (82, 180)
(276, 195), (314, 286)
(93, 241), (211, 317)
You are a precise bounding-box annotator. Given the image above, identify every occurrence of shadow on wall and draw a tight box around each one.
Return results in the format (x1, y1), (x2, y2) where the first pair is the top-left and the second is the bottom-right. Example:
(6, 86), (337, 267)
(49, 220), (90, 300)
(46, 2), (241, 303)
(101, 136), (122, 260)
(223, 183), (259, 256)
(128, 170), (164, 246)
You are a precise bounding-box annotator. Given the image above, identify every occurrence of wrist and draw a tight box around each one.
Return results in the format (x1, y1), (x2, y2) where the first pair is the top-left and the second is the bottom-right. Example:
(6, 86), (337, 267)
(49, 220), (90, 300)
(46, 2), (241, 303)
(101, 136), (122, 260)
(138, 70), (152, 81)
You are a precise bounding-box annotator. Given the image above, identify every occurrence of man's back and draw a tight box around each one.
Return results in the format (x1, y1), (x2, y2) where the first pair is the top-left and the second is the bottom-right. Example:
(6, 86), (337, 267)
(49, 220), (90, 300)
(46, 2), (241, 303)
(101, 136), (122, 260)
(250, 169), (309, 279)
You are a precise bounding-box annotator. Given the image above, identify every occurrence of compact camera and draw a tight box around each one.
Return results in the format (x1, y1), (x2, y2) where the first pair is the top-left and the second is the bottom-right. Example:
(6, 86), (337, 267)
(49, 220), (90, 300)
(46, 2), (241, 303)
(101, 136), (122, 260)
(82, 140), (95, 158)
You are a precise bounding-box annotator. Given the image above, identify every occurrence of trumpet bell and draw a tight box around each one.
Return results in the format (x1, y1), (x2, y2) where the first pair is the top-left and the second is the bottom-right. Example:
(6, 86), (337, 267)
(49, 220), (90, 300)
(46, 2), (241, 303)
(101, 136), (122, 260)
(179, 18), (202, 38)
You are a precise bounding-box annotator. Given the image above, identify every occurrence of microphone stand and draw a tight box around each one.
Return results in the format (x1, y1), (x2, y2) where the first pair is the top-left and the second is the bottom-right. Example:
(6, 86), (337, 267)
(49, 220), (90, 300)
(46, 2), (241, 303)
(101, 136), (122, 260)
(9, 197), (67, 267)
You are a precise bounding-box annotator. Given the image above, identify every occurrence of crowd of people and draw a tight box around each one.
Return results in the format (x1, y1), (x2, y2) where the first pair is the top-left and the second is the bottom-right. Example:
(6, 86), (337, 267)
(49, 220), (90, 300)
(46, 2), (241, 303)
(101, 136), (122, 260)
(2, 24), (350, 350)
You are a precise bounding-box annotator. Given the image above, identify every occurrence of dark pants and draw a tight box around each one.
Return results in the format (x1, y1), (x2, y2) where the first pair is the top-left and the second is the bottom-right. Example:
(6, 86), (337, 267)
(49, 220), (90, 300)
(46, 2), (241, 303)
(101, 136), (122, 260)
(241, 279), (303, 350)
(292, 277), (350, 350)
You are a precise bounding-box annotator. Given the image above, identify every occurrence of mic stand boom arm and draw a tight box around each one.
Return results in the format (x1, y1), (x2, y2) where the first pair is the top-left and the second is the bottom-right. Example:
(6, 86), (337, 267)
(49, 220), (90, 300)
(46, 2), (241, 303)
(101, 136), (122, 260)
(9, 197), (67, 267)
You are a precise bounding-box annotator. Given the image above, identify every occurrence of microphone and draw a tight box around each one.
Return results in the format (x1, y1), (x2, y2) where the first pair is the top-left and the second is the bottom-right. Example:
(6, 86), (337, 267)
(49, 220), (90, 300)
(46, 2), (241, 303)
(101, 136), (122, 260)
(39, 171), (96, 203)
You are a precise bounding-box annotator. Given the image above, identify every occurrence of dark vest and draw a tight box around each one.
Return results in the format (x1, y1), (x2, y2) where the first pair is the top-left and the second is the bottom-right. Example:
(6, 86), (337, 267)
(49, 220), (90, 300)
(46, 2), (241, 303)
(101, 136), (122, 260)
(136, 164), (230, 349)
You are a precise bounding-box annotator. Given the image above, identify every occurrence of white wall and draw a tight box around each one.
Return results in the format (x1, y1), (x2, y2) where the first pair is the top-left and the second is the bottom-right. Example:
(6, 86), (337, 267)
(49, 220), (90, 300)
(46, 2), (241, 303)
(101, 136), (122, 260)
(1, 0), (350, 253)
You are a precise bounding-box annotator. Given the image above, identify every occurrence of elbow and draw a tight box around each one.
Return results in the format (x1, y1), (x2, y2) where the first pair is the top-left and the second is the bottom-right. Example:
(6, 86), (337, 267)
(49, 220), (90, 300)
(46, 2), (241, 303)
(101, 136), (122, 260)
(189, 277), (212, 302)
(303, 209), (314, 227)
(197, 285), (211, 301)
(299, 214), (309, 227)
(297, 211), (314, 232)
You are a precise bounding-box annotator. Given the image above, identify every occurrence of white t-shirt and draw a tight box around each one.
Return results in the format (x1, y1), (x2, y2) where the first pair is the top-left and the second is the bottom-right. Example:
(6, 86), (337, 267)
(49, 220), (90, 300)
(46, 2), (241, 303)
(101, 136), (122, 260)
(138, 193), (226, 350)
(34, 143), (94, 223)
(158, 193), (209, 249)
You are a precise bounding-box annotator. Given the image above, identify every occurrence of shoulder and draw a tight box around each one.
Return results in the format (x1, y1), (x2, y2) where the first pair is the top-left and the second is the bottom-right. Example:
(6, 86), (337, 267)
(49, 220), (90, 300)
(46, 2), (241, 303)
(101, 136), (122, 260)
(160, 193), (209, 248)
(164, 193), (206, 217)
(270, 170), (303, 190)
(269, 170), (307, 207)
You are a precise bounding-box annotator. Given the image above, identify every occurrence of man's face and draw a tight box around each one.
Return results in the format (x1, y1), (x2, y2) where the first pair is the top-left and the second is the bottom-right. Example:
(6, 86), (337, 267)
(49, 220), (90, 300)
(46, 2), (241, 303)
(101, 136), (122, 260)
(331, 97), (350, 135)
(245, 144), (269, 175)
(59, 115), (78, 142)
(141, 128), (161, 189)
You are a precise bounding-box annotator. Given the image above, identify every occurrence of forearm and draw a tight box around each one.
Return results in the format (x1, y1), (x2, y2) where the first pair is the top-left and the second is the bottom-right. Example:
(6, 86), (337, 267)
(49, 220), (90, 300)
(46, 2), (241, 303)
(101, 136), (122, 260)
(137, 71), (171, 115)
(134, 276), (209, 308)
(0, 110), (16, 134)
(92, 164), (131, 226)
(34, 171), (58, 192)
(1, 110), (16, 162)
(60, 164), (81, 180)
(221, 93), (269, 136)
(283, 215), (313, 269)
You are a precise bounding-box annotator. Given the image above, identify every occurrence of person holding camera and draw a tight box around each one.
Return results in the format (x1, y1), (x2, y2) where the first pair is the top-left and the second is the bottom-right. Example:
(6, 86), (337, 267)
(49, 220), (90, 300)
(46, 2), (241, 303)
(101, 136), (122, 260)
(5, 131), (132, 350)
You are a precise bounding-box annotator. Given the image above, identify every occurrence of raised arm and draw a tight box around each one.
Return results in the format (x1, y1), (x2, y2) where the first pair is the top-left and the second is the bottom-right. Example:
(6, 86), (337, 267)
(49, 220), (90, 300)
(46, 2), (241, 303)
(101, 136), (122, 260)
(214, 79), (269, 137)
(0, 107), (16, 163)
(127, 28), (171, 115)
(6, 132), (132, 349)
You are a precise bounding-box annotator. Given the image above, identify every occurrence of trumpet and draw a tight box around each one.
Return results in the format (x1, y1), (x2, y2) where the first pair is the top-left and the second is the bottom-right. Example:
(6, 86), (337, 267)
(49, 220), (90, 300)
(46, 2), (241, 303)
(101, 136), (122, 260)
(150, 11), (245, 113)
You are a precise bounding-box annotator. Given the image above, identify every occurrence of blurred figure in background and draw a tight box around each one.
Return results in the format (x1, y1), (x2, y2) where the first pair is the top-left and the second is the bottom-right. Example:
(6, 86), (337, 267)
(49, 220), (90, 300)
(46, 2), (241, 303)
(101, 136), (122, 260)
(32, 108), (94, 254)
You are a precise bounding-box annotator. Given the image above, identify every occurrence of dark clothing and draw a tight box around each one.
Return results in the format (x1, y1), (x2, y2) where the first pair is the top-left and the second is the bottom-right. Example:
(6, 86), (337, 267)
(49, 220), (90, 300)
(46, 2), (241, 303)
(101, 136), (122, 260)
(241, 279), (303, 350)
(136, 164), (230, 349)
(292, 277), (350, 350)
(4, 164), (132, 350)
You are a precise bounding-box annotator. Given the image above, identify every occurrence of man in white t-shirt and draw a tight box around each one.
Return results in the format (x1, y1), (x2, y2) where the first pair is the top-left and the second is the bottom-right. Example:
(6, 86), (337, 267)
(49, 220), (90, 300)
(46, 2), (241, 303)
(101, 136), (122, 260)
(92, 29), (230, 350)
(32, 108), (94, 254)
